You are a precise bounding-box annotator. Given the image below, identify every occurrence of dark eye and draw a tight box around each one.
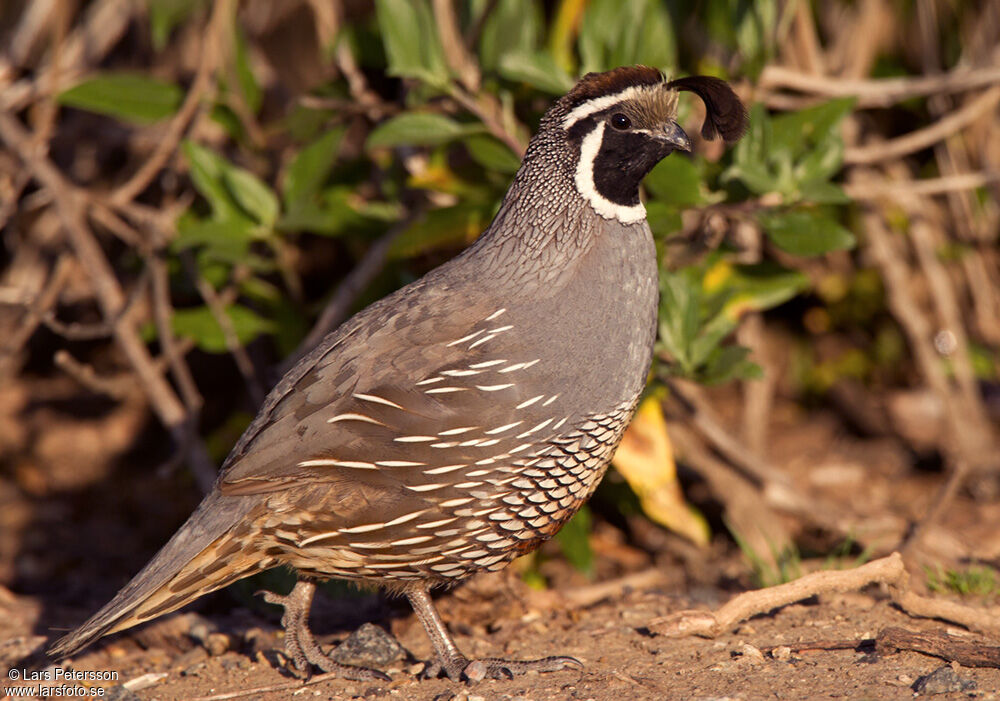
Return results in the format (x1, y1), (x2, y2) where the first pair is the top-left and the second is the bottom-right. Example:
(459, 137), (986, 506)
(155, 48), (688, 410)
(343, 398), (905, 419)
(610, 113), (631, 130)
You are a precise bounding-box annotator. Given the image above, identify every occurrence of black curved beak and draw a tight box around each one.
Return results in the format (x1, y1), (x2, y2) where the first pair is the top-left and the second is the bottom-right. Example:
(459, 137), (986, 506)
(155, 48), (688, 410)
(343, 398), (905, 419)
(658, 121), (692, 152)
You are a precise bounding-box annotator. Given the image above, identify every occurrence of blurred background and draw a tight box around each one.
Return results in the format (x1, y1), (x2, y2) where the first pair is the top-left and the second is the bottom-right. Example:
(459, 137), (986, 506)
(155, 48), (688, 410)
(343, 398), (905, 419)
(1, 0), (999, 665)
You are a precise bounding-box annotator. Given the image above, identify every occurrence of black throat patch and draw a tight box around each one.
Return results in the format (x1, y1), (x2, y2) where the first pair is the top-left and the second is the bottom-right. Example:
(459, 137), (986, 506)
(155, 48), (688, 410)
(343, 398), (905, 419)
(591, 128), (674, 207)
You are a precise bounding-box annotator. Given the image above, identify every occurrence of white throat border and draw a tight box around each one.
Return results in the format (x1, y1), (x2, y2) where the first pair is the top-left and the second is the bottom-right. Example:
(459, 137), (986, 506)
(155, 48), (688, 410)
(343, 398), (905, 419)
(574, 121), (646, 225)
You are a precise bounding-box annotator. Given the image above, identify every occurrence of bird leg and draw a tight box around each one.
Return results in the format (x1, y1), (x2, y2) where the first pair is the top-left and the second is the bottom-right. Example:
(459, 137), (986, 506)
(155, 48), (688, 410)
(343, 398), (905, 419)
(260, 580), (389, 681)
(405, 586), (582, 682)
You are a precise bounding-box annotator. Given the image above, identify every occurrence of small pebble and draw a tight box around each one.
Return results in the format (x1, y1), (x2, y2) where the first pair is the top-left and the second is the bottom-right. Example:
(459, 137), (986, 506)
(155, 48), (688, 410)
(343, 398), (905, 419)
(205, 632), (231, 656)
(771, 646), (791, 662)
(332, 623), (404, 668)
(180, 661), (206, 677)
(738, 642), (765, 665)
(463, 660), (488, 683)
(912, 665), (976, 695)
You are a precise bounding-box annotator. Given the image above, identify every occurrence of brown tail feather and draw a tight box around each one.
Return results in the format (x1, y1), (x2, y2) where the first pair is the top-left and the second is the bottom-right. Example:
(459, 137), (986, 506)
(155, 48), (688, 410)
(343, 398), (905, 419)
(49, 491), (262, 658)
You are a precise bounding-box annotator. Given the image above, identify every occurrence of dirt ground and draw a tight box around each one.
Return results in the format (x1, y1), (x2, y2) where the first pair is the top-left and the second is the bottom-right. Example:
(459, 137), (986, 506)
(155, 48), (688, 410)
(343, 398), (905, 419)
(4, 570), (1000, 700)
(3, 388), (1000, 701)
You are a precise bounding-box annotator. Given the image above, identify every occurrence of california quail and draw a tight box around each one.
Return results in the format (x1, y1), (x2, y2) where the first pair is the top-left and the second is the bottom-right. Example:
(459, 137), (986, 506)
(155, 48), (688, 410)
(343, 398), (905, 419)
(50, 66), (747, 682)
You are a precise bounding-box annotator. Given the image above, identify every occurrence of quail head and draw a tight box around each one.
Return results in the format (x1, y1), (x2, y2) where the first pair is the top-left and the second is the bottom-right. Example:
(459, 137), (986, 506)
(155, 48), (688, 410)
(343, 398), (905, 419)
(51, 66), (747, 683)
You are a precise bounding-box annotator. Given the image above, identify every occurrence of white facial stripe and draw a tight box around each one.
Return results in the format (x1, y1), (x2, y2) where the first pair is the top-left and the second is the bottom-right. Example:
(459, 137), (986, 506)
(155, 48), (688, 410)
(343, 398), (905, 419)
(574, 121), (646, 224)
(562, 85), (650, 130)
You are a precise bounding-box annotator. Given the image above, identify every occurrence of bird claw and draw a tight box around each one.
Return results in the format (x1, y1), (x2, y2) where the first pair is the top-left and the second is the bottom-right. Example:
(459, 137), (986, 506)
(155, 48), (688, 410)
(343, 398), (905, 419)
(259, 584), (390, 683)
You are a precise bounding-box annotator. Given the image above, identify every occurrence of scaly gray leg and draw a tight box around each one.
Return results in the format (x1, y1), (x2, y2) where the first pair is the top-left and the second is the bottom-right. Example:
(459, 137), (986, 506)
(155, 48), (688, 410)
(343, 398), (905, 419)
(260, 580), (389, 681)
(405, 586), (582, 682)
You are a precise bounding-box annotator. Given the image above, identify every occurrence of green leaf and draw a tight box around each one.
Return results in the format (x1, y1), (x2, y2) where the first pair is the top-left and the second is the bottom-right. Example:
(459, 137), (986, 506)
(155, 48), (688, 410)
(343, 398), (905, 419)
(799, 180), (850, 205)
(759, 210), (857, 257)
(555, 505), (594, 576)
(182, 141), (276, 226)
(646, 156), (706, 207)
(388, 204), (488, 259)
(375, 0), (449, 87)
(578, 0), (675, 74)
(478, 0), (542, 72)
(149, 0), (202, 51)
(282, 128), (346, 208)
(734, 0), (777, 77)
(172, 213), (256, 260)
(497, 52), (574, 95)
(171, 304), (275, 353)
(280, 186), (376, 237)
(771, 98), (854, 158)
(463, 134), (521, 174)
(725, 103), (777, 194)
(58, 74), (183, 124)
(645, 201), (683, 239)
(232, 25), (262, 113)
(367, 113), (483, 149)
(223, 167), (278, 228)
(658, 269), (701, 373)
(182, 141), (243, 220)
(700, 345), (762, 385)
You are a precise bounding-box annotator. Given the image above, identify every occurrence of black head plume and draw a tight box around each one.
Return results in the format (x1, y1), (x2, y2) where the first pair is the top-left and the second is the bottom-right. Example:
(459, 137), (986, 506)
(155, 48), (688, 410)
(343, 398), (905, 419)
(665, 76), (748, 143)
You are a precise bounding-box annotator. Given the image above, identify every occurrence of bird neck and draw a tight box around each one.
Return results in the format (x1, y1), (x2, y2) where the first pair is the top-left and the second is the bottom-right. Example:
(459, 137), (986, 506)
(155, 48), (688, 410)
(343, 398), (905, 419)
(465, 139), (606, 284)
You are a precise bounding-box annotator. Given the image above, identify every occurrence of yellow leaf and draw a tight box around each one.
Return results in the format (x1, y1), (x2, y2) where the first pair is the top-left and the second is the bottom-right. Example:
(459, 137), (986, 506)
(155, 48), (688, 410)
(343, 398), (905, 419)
(702, 259), (733, 293)
(612, 397), (711, 546)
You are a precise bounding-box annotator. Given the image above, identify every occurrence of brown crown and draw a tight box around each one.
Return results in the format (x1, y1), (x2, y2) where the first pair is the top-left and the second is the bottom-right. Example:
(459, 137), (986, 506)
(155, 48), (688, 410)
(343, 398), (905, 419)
(562, 66), (664, 107)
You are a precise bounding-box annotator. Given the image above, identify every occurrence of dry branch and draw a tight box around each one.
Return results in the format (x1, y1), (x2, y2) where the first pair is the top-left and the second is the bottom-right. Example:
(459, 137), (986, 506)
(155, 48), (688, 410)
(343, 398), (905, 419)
(648, 552), (1000, 639)
(842, 171), (1000, 199)
(759, 64), (1000, 108)
(844, 87), (1000, 165)
(0, 255), (72, 377)
(0, 0), (134, 112)
(875, 627), (1000, 668)
(0, 111), (218, 493)
(109, 0), (231, 206)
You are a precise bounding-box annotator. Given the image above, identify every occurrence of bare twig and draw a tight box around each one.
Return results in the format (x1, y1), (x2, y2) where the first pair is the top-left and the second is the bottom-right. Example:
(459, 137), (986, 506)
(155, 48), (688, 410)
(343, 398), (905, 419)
(894, 588), (1000, 637)
(759, 64), (1000, 108)
(150, 254), (203, 414)
(433, 0), (481, 93)
(649, 552), (1000, 639)
(667, 421), (793, 568)
(109, 0), (231, 206)
(0, 255), (72, 375)
(0, 0), (134, 112)
(280, 224), (406, 374)
(0, 110), (217, 493)
(561, 568), (670, 609)
(648, 553), (909, 638)
(666, 379), (792, 490)
(180, 253), (265, 408)
(53, 349), (134, 399)
(842, 171), (1000, 199)
(875, 627), (1000, 669)
(844, 87), (1000, 165)
(447, 85), (528, 157)
(40, 268), (149, 341)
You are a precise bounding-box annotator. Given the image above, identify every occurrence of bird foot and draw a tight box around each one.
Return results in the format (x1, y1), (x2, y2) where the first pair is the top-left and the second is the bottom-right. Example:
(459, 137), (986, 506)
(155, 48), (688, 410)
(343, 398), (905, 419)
(260, 585), (390, 682)
(423, 654), (583, 682)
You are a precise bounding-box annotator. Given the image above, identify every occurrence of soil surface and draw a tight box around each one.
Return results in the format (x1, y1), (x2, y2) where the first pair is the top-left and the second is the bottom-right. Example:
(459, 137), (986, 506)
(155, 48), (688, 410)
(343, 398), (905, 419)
(3, 381), (999, 701)
(4, 575), (1000, 701)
